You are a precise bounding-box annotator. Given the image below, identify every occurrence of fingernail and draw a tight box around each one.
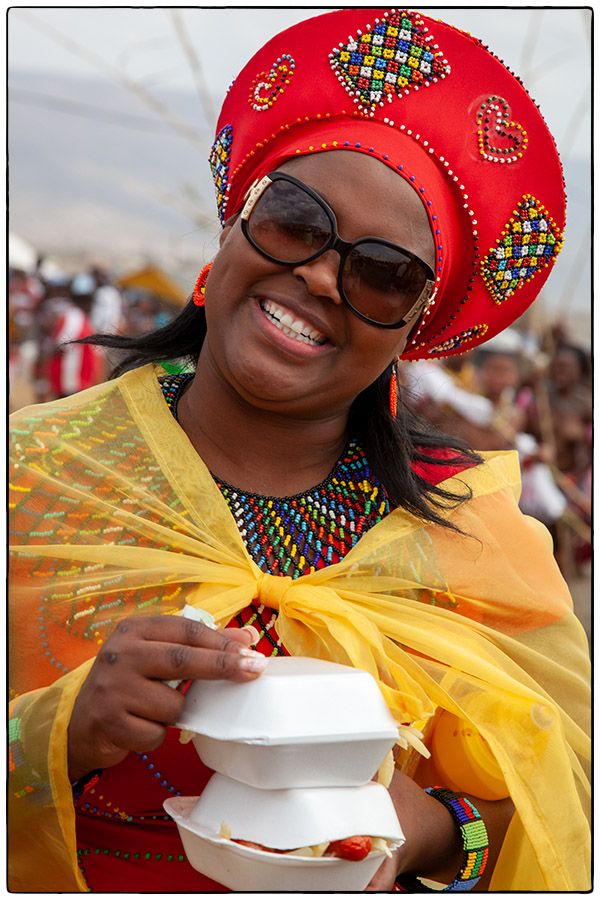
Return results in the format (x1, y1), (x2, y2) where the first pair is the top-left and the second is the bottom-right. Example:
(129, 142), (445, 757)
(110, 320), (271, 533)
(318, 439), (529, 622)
(239, 647), (264, 658)
(242, 625), (260, 644)
(240, 655), (268, 673)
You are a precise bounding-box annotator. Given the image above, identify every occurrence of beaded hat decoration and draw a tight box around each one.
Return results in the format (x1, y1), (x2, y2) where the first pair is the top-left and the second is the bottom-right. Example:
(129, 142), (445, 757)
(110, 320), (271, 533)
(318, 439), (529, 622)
(208, 8), (566, 360)
(209, 124), (234, 224)
(249, 54), (296, 113)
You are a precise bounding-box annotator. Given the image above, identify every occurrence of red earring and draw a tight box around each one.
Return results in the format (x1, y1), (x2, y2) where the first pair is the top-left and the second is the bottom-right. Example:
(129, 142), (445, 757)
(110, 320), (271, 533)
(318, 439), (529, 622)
(389, 360), (398, 418)
(193, 262), (213, 306)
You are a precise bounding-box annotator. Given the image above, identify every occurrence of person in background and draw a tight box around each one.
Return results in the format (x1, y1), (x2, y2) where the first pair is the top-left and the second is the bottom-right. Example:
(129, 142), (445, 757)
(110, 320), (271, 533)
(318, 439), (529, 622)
(401, 356), (496, 444)
(474, 337), (566, 526)
(545, 344), (591, 565)
(547, 344), (592, 473)
(405, 332), (567, 526)
(8, 268), (45, 411)
(36, 279), (104, 400)
(126, 292), (162, 335)
(518, 339), (591, 559)
(8, 267), (44, 340)
(90, 266), (125, 335)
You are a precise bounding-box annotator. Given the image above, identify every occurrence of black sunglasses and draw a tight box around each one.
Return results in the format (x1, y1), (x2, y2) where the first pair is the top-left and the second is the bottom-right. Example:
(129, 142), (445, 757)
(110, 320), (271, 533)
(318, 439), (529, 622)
(240, 171), (435, 329)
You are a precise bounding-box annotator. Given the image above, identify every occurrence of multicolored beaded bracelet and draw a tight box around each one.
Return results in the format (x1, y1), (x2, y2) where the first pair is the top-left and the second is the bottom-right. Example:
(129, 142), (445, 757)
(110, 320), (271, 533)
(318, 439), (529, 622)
(395, 787), (489, 892)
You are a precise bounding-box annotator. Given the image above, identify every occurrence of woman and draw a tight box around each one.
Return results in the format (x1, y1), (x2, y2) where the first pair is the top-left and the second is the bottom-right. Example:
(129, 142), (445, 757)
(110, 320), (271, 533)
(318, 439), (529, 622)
(9, 8), (590, 892)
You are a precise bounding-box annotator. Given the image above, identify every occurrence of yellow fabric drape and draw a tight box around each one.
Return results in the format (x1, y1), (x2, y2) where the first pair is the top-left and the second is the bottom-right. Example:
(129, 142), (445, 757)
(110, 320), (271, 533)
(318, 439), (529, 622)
(9, 364), (590, 891)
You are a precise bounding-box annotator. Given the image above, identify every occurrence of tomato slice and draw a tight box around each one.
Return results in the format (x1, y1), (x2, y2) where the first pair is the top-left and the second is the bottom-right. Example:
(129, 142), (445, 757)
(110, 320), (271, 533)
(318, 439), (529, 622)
(232, 835), (373, 861)
(326, 836), (372, 861)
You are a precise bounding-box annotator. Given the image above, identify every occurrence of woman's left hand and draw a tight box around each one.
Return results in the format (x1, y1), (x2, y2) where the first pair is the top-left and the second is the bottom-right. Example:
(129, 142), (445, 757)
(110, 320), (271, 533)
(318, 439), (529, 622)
(366, 851), (401, 891)
(365, 767), (515, 892)
(364, 769), (462, 891)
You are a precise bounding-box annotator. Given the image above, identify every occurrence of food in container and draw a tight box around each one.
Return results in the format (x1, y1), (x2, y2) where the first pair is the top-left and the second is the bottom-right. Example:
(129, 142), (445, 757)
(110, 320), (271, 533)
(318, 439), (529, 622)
(177, 656), (399, 788)
(164, 776), (404, 891)
(228, 833), (382, 861)
(189, 773), (404, 848)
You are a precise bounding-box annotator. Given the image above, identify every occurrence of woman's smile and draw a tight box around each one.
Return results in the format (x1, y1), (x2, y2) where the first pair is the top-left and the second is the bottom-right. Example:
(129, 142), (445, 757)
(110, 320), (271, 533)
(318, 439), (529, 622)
(249, 292), (334, 360)
(258, 297), (328, 347)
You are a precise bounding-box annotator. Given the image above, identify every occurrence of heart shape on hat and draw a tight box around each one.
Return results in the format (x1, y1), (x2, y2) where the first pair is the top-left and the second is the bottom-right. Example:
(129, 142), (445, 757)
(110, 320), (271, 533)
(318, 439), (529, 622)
(476, 96), (528, 164)
(330, 9), (450, 116)
(249, 54), (295, 112)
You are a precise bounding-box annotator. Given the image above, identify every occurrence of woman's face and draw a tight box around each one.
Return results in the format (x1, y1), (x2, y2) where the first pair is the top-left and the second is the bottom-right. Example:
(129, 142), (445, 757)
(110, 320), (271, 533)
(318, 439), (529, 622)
(201, 150), (436, 418)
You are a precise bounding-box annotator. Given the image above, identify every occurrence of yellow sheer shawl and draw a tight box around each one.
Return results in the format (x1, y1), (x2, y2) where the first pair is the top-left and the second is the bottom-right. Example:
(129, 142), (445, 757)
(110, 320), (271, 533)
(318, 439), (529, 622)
(9, 365), (590, 891)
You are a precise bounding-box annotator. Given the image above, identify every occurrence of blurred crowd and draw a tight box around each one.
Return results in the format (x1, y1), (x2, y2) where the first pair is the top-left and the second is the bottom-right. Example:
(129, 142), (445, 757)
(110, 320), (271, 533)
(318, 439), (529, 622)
(9, 263), (591, 581)
(401, 325), (591, 580)
(9, 262), (176, 409)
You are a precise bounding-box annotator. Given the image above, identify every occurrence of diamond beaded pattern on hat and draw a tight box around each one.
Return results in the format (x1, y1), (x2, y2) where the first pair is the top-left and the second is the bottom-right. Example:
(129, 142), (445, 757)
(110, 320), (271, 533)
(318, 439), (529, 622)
(208, 8), (566, 361)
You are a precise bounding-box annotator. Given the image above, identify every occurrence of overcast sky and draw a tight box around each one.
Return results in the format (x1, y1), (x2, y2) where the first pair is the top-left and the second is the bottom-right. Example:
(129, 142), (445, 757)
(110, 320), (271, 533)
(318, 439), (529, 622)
(8, 6), (591, 322)
(8, 6), (591, 161)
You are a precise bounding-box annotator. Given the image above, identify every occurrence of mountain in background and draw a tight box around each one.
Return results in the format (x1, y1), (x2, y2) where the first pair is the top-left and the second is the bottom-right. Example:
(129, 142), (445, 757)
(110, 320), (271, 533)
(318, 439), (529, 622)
(9, 69), (591, 331)
(9, 70), (221, 285)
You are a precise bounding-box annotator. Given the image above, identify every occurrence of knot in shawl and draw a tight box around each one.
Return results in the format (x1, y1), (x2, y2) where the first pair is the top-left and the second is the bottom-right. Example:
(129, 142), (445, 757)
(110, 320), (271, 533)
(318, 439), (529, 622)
(255, 572), (293, 610)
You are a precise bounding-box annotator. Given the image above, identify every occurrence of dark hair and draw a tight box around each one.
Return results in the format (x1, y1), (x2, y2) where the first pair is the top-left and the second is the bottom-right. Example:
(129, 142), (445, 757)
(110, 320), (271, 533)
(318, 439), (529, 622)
(80, 302), (482, 531)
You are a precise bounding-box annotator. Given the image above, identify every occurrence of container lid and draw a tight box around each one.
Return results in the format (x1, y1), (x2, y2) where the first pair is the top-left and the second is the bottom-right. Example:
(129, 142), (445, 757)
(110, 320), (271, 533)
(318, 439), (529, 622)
(176, 773), (404, 850)
(177, 656), (399, 743)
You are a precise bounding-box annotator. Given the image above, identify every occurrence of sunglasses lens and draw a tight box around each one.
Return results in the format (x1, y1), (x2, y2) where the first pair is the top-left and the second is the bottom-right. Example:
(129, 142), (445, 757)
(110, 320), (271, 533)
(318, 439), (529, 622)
(247, 179), (332, 262)
(342, 241), (428, 325)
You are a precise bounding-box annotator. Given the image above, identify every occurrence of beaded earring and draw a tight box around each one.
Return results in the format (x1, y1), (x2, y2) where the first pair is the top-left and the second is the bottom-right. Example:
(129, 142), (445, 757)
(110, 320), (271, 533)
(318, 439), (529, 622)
(389, 359), (399, 418)
(193, 262), (213, 307)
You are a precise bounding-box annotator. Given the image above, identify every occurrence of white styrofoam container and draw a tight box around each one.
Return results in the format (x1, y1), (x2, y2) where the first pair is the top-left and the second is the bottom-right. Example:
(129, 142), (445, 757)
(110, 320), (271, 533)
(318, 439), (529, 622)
(164, 782), (404, 891)
(189, 773), (404, 848)
(177, 656), (398, 788)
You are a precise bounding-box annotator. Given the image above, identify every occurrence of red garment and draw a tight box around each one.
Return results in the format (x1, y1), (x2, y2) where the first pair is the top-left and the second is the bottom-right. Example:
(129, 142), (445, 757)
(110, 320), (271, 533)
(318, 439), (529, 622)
(47, 304), (103, 398)
(411, 447), (476, 484)
(75, 451), (474, 891)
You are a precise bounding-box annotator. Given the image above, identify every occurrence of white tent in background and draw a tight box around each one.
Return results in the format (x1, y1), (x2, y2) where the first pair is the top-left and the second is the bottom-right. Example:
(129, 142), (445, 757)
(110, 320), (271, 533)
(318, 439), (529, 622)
(9, 232), (66, 281)
(9, 232), (37, 272)
(38, 257), (66, 282)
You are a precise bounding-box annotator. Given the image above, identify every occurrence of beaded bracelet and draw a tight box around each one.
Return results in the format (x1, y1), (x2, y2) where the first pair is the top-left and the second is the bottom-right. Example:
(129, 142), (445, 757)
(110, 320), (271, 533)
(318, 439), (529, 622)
(395, 787), (489, 892)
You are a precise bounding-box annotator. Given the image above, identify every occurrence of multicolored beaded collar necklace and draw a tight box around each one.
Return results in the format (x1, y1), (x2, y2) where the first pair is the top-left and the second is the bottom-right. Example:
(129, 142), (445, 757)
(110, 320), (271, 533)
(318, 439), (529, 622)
(159, 373), (393, 581)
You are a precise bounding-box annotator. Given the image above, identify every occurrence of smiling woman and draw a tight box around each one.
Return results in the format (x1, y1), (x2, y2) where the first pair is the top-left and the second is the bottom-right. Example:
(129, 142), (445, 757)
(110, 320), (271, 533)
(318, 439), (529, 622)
(188, 151), (438, 494)
(9, 7), (590, 894)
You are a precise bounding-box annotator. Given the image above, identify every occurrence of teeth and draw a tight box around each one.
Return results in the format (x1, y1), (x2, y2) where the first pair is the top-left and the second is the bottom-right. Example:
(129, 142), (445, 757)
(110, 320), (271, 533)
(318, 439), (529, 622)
(260, 299), (326, 346)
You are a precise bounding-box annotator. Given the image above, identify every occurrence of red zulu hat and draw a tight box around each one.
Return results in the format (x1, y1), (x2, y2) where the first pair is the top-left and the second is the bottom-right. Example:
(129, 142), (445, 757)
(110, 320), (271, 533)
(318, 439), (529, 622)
(208, 8), (566, 360)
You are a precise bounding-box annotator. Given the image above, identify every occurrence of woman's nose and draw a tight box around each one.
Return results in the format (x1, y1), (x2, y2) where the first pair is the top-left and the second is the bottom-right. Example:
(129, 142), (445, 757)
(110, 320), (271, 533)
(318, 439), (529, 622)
(292, 251), (344, 305)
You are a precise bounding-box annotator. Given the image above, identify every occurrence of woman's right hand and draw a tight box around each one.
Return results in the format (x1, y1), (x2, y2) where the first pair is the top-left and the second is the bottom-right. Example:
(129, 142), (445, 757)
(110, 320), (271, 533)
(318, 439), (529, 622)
(67, 615), (264, 781)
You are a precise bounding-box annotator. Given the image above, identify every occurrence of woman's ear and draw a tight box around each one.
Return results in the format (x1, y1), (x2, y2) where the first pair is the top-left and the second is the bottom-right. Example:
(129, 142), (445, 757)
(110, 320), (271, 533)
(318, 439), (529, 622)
(219, 212), (240, 247)
(218, 225), (232, 248)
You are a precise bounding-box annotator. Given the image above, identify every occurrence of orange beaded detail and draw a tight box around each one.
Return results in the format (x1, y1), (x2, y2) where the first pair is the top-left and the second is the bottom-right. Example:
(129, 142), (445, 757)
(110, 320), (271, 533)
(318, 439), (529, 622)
(389, 361), (398, 418)
(193, 262), (213, 307)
